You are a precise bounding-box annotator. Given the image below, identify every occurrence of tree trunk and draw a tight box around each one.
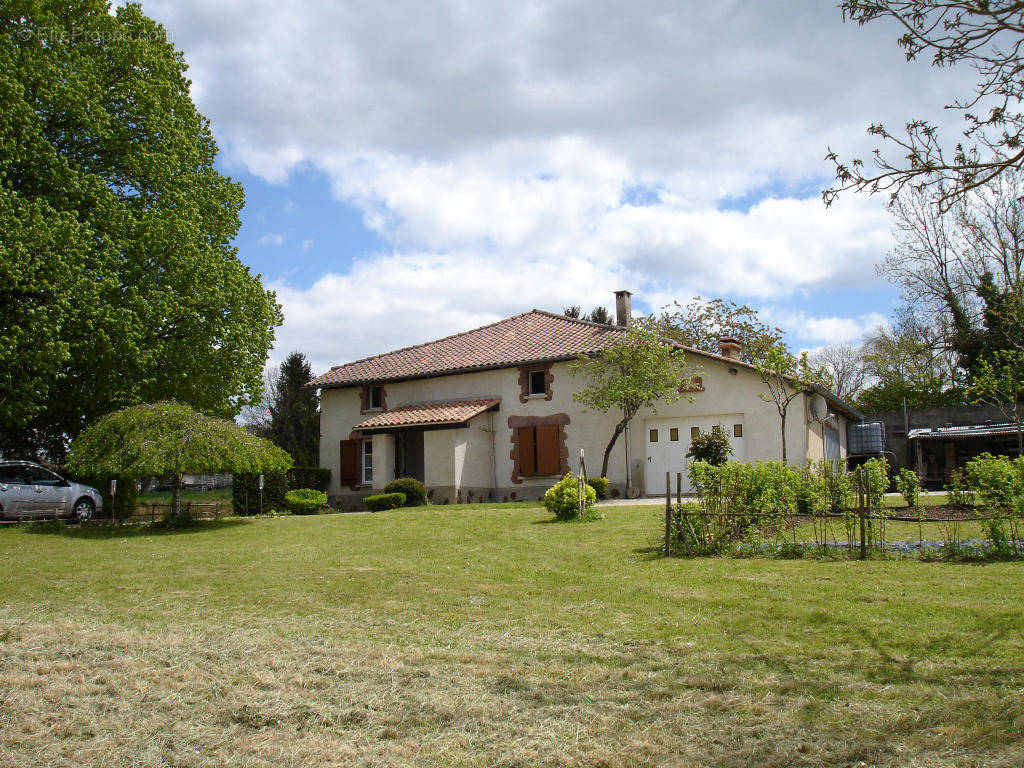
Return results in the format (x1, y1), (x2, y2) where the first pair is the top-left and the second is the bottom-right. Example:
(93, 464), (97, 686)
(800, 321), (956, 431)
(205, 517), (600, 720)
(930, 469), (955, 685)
(171, 473), (183, 522)
(780, 408), (788, 465)
(601, 419), (628, 479)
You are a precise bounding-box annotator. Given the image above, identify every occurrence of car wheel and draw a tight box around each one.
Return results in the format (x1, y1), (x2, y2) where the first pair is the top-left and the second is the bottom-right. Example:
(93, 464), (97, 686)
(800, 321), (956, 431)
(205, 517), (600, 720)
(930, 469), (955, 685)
(73, 498), (95, 522)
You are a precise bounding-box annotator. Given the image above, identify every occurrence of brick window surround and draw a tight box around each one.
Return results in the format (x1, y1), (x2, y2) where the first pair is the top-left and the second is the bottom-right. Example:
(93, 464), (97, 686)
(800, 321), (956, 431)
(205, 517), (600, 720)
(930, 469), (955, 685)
(359, 383), (387, 413)
(509, 413), (570, 484)
(679, 375), (704, 393)
(518, 362), (554, 403)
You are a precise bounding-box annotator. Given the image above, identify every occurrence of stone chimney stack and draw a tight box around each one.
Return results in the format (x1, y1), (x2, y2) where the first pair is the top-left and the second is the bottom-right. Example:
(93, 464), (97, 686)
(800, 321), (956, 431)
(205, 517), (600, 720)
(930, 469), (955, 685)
(719, 336), (742, 360)
(614, 290), (632, 329)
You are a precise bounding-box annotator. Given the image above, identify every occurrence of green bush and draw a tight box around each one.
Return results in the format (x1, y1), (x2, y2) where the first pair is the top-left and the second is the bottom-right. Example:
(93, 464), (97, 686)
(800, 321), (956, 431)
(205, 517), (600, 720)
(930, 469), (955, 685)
(894, 468), (922, 508)
(544, 473), (599, 521)
(364, 492), (406, 511)
(586, 477), (610, 500)
(818, 460), (853, 516)
(964, 453), (1022, 512)
(687, 460), (800, 546)
(382, 477), (427, 506)
(285, 488), (327, 515)
(288, 467), (330, 492)
(685, 428), (732, 465)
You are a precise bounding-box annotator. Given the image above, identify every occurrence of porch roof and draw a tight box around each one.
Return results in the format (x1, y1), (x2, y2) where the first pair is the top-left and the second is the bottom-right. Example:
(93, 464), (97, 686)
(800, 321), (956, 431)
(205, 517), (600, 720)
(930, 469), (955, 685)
(908, 422), (1020, 440)
(354, 397), (501, 432)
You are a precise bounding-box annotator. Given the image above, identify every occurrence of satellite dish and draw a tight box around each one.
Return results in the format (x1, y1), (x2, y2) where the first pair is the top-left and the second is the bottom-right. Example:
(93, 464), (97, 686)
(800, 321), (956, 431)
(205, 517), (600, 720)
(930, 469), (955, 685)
(809, 393), (829, 422)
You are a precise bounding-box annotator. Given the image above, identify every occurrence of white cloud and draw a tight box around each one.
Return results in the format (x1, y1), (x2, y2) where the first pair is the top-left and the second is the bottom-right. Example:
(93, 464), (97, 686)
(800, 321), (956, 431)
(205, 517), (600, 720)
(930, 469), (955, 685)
(258, 232), (286, 246)
(764, 309), (889, 348)
(134, 0), (975, 368)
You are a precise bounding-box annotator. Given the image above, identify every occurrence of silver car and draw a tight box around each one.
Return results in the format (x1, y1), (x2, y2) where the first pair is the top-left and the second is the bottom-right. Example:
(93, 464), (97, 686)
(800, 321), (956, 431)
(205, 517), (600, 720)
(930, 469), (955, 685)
(0, 461), (103, 522)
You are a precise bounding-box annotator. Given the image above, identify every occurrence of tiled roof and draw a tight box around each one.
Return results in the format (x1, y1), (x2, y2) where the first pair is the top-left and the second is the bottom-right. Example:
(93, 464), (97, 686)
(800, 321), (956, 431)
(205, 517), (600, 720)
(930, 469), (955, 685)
(354, 398), (501, 431)
(309, 310), (622, 388)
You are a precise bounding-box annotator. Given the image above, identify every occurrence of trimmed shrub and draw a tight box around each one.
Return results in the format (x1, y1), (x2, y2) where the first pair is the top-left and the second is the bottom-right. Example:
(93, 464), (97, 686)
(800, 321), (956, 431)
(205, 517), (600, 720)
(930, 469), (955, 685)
(686, 427), (733, 465)
(288, 467), (330, 492)
(364, 492), (405, 511)
(382, 477), (427, 506)
(285, 488), (327, 515)
(544, 473), (599, 521)
(586, 476), (610, 500)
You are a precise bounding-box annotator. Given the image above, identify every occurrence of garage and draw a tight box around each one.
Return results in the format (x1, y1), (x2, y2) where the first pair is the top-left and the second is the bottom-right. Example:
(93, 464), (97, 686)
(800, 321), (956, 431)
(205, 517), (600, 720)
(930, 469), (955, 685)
(644, 414), (745, 496)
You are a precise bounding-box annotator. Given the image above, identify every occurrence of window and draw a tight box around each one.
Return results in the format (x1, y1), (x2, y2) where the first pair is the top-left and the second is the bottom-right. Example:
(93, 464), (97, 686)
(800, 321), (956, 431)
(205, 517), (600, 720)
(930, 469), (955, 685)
(690, 426), (700, 441)
(528, 370), (547, 396)
(517, 425), (561, 476)
(362, 440), (373, 484)
(25, 466), (63, 486)
(0, 464), (24, 484)
(670, 428), (679, 442)
(733, 424), (743, 438)
(368, 386), (383, 410)
(649, 429), (658, 442)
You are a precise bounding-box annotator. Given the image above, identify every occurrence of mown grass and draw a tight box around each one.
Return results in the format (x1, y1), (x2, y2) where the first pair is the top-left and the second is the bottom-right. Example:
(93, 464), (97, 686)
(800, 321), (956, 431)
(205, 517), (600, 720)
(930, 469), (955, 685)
(1, 504), (1022, 767)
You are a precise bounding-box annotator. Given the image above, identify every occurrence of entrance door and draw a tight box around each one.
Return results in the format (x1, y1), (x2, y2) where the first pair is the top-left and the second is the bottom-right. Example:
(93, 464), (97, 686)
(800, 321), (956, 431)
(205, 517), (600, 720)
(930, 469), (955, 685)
(395, 431), (425, 482)
(645, 415), (745, 496)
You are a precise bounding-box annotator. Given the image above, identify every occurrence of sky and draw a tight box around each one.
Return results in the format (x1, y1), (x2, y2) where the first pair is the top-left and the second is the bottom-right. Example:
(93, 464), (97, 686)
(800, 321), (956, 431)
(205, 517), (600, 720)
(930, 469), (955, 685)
(138, 0), (978, 376)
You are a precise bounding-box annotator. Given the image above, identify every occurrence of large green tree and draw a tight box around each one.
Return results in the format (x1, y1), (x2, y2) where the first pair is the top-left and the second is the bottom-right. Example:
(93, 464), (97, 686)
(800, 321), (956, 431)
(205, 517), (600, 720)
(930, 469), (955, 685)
(570, 326), (692, 481)
(0, 2), (281, 460)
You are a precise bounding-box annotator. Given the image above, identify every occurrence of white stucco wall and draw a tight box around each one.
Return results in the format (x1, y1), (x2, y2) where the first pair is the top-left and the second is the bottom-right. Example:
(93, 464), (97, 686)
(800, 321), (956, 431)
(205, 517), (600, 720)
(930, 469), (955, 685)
(317, 351), (850, 499)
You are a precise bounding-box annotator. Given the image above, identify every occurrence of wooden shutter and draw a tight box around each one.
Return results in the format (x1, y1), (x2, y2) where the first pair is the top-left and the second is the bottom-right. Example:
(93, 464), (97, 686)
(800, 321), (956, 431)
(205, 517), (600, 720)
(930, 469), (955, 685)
(340, 440), (360, 485)
(536, 424), (561, 475)
(518, 427), (537, 477)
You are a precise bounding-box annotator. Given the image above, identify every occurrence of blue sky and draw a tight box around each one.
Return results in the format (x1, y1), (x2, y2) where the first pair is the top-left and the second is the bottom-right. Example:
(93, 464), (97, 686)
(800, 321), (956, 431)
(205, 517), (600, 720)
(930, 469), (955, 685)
(141, 0), (974, 375)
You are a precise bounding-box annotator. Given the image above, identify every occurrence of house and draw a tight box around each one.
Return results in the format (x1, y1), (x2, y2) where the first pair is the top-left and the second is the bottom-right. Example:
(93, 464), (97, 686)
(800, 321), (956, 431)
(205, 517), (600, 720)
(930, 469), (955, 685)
(308, 292), (863, 506)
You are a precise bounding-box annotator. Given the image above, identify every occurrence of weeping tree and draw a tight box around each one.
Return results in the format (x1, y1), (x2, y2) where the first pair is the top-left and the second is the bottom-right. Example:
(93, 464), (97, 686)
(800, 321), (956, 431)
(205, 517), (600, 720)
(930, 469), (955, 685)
(67, 401), (292, 523)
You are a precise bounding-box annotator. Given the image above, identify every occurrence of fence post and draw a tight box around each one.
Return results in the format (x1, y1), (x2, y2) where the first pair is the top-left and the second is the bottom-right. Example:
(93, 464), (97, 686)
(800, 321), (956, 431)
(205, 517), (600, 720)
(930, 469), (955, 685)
(664, 471), (672, 557)
(857, 466), (867, 560)
(676, 472), (682, 506)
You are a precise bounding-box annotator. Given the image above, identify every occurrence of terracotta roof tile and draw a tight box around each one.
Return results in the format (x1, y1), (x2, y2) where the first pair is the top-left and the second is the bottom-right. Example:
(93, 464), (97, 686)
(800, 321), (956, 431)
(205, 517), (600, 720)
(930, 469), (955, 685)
(354, 398), (501, 430)
(309, 310), (622, 388)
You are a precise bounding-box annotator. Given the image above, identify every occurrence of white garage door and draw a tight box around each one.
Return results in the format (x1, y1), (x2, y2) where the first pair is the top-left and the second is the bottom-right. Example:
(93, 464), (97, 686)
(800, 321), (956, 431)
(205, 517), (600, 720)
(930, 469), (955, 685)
(644, 414), (745, 496)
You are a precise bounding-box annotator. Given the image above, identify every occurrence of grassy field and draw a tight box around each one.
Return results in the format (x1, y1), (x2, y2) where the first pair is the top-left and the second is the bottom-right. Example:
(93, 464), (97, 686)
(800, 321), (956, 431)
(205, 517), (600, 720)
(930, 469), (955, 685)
(1, 504), (1022, 767)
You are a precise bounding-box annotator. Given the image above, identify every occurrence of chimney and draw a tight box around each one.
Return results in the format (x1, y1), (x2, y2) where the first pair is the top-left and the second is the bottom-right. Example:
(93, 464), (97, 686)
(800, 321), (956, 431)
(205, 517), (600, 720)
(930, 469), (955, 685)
(614, 290), (632, 329)
(719, 336), (742, 360)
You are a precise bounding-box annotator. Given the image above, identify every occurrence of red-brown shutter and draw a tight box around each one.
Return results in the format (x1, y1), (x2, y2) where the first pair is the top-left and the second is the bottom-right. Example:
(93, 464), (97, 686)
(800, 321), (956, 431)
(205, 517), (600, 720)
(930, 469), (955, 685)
(519, 427), (537, 477)
(536, 424), (561, 475)
(340, 440), (360, 485)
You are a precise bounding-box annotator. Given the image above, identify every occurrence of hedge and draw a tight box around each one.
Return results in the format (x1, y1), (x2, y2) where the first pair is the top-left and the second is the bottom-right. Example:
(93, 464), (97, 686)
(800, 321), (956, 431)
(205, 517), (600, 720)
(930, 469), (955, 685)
(382, 477), (427, 506)
(232, 467), (333, 515)
(364, 492), (405, 511)
(285, 488), (328, 515)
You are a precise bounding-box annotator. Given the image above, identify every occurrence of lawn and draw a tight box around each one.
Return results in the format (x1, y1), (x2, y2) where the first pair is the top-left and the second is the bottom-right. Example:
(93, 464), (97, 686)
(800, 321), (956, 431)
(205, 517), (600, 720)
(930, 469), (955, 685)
(1, 504), (1022, 767)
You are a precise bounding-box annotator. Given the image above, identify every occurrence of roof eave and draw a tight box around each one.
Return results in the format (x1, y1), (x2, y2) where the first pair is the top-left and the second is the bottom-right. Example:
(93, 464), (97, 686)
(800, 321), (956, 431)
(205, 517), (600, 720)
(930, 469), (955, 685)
(309, 353), (592, 390)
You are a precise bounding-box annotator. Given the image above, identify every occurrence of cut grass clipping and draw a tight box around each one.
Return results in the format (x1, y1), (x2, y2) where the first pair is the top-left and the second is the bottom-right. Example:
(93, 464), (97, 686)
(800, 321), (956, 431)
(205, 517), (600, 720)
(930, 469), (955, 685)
(1, 504), (1022, 767)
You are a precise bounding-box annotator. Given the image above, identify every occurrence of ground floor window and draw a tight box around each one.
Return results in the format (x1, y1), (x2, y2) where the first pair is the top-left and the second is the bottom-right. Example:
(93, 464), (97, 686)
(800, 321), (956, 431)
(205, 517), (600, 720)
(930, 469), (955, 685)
(362, 440), (373, 484)
(517, 424), (561, 476)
